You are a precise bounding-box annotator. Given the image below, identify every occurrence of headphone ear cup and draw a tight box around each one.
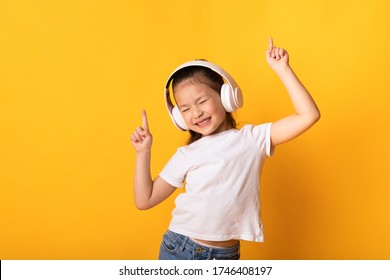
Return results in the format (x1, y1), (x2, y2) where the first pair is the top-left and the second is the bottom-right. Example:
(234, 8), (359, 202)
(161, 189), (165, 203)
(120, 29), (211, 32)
(172, 106), (189, 131)
(220, 83), (243, 112)
(233, 87), (243, 109)
(220, 83), (235, 112)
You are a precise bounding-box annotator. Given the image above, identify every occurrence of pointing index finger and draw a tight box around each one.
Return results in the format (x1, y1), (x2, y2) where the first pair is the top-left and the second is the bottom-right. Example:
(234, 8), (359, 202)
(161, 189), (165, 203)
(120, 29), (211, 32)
(269, 37), (274, 49)
(142, 109), (149, 131)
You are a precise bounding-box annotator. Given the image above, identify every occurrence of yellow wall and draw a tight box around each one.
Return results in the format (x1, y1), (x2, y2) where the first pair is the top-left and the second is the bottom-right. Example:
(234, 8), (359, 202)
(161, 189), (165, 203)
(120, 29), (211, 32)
(1, 0), (389, 259)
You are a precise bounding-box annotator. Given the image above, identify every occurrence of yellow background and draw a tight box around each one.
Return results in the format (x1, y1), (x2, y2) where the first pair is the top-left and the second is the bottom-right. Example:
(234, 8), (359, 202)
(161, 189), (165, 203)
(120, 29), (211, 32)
(1, 0), (389, 260)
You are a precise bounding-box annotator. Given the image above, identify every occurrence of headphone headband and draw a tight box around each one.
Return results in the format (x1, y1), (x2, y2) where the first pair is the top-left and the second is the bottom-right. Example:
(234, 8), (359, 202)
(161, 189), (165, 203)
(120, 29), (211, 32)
(164, 60), (243, 131)
(165, 60), (239, 92)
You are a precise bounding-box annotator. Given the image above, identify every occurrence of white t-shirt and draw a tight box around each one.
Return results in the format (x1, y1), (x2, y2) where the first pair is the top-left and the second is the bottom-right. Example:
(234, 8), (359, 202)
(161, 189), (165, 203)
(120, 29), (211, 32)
(159, 123), (274, 242)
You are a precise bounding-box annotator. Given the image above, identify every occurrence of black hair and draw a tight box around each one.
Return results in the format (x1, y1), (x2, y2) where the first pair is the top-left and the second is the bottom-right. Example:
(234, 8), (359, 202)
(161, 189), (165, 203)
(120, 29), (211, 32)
(171, 65), (237, 145)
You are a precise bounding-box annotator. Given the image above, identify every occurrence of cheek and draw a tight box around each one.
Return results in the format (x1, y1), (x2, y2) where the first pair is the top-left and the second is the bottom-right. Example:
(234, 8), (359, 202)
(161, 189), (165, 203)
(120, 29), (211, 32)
(210, 100), (226, 115)
(182, 112), (192, 123)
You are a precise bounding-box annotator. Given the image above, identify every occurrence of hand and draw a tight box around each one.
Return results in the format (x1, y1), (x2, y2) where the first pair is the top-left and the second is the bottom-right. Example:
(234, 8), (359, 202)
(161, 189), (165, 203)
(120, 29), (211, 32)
(130, 110), (153, 153)
(266, 37), (289, 72)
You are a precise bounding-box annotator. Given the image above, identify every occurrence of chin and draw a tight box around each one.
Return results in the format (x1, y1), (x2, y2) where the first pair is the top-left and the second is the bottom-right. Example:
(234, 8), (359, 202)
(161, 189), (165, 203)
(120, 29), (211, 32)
(192, 128), (212, 136)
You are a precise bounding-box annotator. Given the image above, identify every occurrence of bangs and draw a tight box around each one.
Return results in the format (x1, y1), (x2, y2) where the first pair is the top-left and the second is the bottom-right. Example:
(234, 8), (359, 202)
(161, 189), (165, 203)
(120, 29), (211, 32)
(172, 66), (224, 94)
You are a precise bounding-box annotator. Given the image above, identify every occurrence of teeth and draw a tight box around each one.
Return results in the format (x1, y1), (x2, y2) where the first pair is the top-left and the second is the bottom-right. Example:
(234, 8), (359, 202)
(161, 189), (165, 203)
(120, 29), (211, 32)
(197, 118), (210, 126)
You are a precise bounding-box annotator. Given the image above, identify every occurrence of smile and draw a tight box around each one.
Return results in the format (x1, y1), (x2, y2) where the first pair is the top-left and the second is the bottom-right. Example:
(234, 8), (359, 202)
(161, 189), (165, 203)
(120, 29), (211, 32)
(195, 117), (211, 127)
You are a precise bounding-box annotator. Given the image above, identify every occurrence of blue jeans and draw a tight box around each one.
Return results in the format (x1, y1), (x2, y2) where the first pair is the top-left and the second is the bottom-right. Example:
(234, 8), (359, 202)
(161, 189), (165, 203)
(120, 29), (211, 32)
(159, 230), (240, 260)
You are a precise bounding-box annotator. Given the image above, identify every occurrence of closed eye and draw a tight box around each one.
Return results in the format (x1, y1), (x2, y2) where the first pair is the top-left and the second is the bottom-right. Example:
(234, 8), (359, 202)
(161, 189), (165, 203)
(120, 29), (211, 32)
(199, 99), (208, 105)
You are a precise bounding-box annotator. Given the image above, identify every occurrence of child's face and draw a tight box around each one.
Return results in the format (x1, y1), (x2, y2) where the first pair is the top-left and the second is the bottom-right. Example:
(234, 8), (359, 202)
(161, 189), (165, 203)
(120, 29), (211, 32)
(174, 80), (231, 136)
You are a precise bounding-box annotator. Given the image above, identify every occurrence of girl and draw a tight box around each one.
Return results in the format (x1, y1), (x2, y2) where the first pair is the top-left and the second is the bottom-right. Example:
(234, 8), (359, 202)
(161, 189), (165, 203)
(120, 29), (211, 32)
(130, 38), (320, 260)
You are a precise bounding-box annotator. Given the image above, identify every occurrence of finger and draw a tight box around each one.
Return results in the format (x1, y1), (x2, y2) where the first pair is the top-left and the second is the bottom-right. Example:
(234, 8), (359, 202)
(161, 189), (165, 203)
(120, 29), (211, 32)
(136, 126), (146, 136)
(132, 130), (143, 143)
(271, 47), (278, 59)
(276, 48), (281, 59)
(269, 37), (274, 49)
(266, 46), (272, 58)
(273, 47), (280, 59)
(131, 134), (141, 144)
(272, 48), (276, 58)
(142, 110), (149, 131)
(131, 134), (142, 144)
(136, 126), (149, 142)
(266, 50), (272, 59)
(278, 48), (284, 58)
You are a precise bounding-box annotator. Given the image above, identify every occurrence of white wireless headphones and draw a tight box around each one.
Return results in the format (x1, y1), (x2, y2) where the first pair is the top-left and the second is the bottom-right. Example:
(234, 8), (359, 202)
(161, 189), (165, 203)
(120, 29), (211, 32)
(164, 60), (243, 131)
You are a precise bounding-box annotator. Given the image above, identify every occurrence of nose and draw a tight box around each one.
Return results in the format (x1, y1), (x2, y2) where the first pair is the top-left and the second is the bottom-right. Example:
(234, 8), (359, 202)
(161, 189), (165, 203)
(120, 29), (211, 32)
(193, 106), (204, 119)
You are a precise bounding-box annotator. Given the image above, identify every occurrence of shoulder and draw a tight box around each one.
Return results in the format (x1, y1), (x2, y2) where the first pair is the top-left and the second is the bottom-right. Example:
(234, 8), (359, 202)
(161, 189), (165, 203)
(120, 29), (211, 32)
(239, 123), (272, 135)
(239, 123), (274, 155)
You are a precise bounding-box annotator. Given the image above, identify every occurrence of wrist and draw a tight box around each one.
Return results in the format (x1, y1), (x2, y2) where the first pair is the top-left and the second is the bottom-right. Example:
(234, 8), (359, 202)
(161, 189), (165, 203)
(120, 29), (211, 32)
(273, 64), (292, 75)
(136, 149), (151, 157)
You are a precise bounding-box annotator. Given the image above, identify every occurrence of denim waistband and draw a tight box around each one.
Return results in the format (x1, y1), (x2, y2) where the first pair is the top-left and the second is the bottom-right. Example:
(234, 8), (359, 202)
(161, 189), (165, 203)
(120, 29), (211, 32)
(165, 230), (240, 259)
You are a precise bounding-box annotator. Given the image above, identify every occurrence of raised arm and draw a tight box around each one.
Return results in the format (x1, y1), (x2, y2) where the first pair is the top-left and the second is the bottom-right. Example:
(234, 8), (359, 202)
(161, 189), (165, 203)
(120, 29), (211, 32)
(130, 110), (176, 210)
(266, 38), (320, 147)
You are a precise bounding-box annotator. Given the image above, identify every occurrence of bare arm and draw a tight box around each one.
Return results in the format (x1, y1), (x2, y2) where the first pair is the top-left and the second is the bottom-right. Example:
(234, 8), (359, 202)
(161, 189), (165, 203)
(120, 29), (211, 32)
(266, 38), (320, 146)
(130, 110), (176, 210)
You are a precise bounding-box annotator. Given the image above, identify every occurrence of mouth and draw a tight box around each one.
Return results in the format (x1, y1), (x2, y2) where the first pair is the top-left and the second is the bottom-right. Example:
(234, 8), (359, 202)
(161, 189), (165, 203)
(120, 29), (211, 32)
(195, 117), (211, 127)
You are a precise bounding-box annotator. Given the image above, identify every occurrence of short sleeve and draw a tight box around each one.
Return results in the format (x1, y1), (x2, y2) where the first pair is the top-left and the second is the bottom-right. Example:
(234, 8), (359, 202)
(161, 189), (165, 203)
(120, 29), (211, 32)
(248, 123), (275, 157)
(159, 149), (188, 188)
